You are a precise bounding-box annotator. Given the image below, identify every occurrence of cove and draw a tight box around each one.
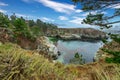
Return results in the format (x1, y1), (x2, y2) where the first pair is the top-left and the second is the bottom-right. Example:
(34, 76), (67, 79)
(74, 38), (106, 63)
(56, 40), (104, 64)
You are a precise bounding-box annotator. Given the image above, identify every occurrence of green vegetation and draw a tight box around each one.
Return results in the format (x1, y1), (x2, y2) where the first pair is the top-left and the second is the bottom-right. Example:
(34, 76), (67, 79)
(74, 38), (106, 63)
(110, 34), (120, 43)
(0, 13), (9, 28)
(0, 12), (57, 41)
(102, 49), (120, 63)
(102, 39), (108, 43)
(70, 52), (85, 64)
(48, 37), (59, 42)
(74, 52), (80, 58)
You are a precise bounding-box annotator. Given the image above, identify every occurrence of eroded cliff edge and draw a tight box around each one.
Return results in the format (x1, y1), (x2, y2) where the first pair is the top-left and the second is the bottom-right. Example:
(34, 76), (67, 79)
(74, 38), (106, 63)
(47, 28), (108, 41)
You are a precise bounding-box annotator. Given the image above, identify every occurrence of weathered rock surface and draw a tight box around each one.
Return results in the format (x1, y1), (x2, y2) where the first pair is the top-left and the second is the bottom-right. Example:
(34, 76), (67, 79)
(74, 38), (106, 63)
(36, 36), (59, 59)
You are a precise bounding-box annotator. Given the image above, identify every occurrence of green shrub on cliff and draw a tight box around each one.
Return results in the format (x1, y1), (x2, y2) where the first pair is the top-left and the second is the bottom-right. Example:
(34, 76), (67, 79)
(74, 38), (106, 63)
(48, 37), (59, 42)
(102, 49), (120, 63)
(110, 34), (120, 43)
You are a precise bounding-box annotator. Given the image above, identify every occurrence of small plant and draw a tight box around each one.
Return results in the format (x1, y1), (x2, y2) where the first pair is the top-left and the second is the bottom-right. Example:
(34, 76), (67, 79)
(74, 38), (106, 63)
(74, 52), (80, 58)
(48, 37), (59, 42)
(70, 52), (85, 64)
(102, 39), (108, 43)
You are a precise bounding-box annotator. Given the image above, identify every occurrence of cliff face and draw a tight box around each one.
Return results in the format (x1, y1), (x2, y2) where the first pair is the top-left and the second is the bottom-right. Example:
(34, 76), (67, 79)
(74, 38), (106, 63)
(47, 28), (107, 41)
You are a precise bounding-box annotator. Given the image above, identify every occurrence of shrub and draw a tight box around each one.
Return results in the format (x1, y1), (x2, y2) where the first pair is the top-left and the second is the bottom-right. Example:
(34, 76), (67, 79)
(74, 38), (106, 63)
(102, 49), (120, 63)
(110, 34), (120, 43)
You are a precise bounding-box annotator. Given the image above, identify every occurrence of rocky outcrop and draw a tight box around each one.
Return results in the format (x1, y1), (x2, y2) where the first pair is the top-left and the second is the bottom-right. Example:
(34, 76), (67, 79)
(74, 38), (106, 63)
(47, 28), (108, 41)
(36, 36), (59, 59)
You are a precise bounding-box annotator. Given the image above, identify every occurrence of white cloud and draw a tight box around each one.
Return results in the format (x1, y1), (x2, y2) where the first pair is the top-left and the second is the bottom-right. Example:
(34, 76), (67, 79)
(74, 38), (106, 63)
(108, 3), (120, 9)
(75, 9), (83, 13)
(41, 17), (54, 22)
(69, 17), (84, 24)
(0, 9), (7, 13)
(69, 16), (99, 29)
(0, 2), (8, 6)
(58, 16), (68, 20)
(35, 0), (82, 14)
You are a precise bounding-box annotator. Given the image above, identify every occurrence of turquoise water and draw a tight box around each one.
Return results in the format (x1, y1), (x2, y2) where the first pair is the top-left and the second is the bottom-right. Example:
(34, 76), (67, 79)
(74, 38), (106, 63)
(56, 40), (104, 64)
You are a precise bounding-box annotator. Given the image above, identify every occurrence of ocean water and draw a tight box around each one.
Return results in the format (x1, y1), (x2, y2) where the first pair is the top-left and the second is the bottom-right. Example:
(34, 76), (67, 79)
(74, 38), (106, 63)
(56, 40), (104, 64)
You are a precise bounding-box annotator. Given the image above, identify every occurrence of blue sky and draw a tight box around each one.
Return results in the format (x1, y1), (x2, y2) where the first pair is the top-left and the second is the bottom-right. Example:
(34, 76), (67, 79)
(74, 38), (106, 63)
(0, 0), (120, 29)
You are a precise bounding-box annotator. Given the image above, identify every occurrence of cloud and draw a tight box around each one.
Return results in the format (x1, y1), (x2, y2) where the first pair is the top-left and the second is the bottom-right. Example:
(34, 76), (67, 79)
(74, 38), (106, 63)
(0, 9), (7, 13)
(35, 0), (82, 14)
(108, 3), (120, 9)
(41, 17), (54, 22)
(0, 2), (8, 6)
(69, 17), (84, 24)
(69, 16), (99, 29)
(58, 16), (68, 20)
(75, 9), (83, 13)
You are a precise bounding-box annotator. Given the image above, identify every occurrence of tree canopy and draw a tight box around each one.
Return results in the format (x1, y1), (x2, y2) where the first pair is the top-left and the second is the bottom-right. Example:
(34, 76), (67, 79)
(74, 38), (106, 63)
(72, 0), (120, 29)
(0, 13), (9, 28)
(0, 12), (58, 40)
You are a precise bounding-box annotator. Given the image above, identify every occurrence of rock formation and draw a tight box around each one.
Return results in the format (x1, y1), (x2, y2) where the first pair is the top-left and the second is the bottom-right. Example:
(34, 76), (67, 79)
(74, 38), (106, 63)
(47, 28), (108, 41)
(36, 36), (59, 59)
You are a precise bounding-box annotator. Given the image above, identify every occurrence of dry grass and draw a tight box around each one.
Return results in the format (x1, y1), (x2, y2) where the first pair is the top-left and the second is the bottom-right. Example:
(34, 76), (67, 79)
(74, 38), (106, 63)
(0, 42), (120, 80)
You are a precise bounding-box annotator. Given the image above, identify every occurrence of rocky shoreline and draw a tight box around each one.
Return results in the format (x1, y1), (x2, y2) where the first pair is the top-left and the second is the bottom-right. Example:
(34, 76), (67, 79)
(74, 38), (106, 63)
(48, 28), (108, 41)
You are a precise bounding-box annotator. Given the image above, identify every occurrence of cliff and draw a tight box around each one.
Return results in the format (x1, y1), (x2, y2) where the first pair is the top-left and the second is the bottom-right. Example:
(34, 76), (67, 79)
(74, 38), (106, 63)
(47, 28), (107, 41)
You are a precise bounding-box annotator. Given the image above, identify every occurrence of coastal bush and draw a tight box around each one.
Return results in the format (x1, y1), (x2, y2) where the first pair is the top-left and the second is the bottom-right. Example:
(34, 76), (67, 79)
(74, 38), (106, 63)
(102, 49), (120, 63)
(102, 39), (108, 43)
(48, 37), (59, 42)
(0, 12), (10, 28)
(110, 34), (120, 43)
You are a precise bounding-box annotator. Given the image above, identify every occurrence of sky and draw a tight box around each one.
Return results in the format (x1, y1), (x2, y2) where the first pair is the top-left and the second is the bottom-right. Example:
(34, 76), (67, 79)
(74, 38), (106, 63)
(0, 0), (120, 29)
